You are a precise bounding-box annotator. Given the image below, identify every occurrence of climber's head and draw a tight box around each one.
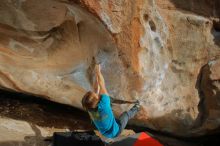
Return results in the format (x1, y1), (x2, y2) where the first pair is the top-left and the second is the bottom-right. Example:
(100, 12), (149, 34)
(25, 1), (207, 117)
(82, 91), (100, 110)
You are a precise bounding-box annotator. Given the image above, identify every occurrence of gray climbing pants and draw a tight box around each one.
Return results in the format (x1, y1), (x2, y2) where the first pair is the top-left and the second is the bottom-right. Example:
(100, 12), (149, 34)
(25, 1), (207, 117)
(116, 105), (139, 137)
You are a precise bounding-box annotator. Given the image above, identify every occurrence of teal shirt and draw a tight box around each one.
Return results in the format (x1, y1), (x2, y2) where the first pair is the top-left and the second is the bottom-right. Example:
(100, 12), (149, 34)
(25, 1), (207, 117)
(88, 94), (119, 138)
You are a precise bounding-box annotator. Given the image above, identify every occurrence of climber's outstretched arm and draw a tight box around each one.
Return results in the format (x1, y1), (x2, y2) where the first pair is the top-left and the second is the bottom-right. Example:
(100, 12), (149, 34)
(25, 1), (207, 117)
(93, 74), (100, 94)
(95, 64), (108, 95)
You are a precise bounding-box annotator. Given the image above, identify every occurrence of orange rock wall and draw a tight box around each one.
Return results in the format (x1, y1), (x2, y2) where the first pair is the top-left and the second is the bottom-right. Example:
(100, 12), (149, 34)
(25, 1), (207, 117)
(0, 0), (219, 136)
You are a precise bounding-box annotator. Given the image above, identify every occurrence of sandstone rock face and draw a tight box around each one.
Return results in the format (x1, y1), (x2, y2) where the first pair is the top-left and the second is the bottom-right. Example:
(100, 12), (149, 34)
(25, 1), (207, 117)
(0, 0), (220, 137)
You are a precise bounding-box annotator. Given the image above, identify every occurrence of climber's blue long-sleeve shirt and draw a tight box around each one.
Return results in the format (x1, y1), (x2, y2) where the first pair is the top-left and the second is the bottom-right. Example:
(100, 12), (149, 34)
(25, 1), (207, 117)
(88, 94), (119, 138)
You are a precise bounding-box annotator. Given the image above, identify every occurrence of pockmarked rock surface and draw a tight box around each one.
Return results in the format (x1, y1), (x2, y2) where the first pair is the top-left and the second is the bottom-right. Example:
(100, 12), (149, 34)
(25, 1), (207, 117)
(0, 0), (219, 137)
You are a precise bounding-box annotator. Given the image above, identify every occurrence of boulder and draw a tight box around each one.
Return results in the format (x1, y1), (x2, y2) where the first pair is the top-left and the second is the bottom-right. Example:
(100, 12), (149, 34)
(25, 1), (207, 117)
(0, 0), (219, 137)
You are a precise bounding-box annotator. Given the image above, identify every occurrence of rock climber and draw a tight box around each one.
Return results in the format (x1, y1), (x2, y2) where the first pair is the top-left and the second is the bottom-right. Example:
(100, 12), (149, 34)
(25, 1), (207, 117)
(81, 64), (140, 139)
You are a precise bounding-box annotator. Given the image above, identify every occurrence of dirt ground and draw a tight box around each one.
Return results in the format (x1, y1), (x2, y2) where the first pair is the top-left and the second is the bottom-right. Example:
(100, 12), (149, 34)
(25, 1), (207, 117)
(0, 89), (93, 146)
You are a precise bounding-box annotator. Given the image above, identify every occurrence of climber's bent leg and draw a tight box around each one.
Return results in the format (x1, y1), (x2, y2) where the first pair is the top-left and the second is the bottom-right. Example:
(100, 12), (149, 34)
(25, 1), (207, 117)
(116, 103), (140, 136)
